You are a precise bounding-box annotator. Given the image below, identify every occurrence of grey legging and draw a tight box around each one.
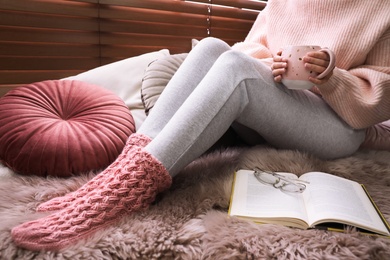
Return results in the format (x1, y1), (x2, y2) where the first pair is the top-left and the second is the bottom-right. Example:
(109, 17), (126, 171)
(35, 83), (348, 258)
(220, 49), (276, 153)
(138, 37), (365, 176)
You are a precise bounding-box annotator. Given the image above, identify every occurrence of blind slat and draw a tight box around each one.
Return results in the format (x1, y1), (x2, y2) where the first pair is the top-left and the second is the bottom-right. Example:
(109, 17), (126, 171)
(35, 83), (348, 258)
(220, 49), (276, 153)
(0, 0), (265, 88)
(101, 21), (206, 38)
(99, 33), (191, 46)
(0, 10), (97, 31)
(0, 42), (99, 57)
(185, 0), (266, 11)
(99, 0), (260, 20)
(0, 26), (98, 44)
(0, 0), (97, 17)
(0, 57), (100, 70)
(100, 7), (254, 30)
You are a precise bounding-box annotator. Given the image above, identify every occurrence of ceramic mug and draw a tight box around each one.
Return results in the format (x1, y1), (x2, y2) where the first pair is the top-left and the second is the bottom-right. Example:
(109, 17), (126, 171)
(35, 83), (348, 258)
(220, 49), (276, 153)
(280, 45), (336, 90)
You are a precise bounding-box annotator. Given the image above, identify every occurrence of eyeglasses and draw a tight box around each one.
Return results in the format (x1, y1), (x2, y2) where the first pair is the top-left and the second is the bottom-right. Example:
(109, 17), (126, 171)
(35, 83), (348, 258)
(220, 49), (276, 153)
(253, 168), (309, 193)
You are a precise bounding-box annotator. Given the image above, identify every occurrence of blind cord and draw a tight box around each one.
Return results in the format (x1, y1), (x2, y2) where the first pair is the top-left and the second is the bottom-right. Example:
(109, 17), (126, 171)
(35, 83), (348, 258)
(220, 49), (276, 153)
(207, 0), (212, 36)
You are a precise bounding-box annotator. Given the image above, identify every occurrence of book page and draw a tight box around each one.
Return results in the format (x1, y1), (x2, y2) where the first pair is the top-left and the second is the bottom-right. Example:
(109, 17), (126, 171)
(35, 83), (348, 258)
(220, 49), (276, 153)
(229, 170), (309, 225)
(301, 172), (389, 234)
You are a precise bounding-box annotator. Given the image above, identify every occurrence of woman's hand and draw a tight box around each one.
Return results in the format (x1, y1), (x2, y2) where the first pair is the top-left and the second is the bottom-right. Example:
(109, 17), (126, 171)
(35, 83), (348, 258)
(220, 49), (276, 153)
(303, 51), (334, 85)
(272, 50), (287, 83)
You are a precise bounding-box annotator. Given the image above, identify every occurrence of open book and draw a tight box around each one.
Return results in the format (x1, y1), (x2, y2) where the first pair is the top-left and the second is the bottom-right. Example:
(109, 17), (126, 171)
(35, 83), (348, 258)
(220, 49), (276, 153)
(228, 169), (390, 237)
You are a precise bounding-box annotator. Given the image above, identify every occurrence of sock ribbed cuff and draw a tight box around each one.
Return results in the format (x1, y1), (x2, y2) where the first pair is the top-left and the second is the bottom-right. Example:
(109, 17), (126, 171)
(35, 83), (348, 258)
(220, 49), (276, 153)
(36, 133), (153, 212)
(12, 146), (171, 251)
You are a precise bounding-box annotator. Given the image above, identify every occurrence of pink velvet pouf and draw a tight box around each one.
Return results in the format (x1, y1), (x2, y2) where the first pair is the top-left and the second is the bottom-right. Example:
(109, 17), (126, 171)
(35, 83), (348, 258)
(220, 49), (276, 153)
(0, 80), (135, 177)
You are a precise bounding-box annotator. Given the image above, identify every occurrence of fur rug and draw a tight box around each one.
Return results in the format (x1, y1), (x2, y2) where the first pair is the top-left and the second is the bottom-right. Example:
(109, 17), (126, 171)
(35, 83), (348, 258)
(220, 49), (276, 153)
(0, 146), (390, 260)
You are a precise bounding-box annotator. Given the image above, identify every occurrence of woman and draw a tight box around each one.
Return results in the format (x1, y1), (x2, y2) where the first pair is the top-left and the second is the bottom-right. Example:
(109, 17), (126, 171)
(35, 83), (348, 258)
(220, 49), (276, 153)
(12, 0), (390, 251)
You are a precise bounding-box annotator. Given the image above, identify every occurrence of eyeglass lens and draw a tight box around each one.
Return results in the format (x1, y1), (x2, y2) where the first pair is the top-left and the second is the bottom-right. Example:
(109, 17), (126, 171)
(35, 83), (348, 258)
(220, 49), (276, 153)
(254, 169), (307, 193)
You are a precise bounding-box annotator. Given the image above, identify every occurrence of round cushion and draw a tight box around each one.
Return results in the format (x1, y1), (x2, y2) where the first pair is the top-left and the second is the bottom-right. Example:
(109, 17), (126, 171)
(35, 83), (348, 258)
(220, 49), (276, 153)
(0, 80), (135, 177)
(141, 53), (187, 115)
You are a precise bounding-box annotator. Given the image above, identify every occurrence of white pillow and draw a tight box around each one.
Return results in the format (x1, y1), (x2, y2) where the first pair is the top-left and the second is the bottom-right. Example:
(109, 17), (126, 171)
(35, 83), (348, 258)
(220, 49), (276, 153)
(192, 38), (200, 48)
(64, 49), (170, 130)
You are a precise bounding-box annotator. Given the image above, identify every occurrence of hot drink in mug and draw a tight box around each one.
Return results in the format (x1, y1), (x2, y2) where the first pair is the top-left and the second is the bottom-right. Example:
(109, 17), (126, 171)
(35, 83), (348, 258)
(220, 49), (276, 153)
(281, 45), (336, 90)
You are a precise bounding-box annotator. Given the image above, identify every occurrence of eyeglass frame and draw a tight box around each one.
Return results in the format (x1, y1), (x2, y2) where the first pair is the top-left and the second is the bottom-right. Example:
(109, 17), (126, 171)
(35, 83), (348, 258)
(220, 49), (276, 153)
(253, 167), (310, 193)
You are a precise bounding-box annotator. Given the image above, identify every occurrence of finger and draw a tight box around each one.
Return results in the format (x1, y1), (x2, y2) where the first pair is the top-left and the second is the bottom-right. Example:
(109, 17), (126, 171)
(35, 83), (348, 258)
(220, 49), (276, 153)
(273, 56), (286, 62)
(304, 63), (329, 74)
(303, 52), (331, 69)
(272, 68), (286, 77)
(274, 75), (283, 82)
(305, 51), (330, 61)
(308, 71), (332, 85)
(303, 56), (330, 68)
(272, 62), (287, 70)
(309, 77), (324, 86)
(308, 77), (324, 85)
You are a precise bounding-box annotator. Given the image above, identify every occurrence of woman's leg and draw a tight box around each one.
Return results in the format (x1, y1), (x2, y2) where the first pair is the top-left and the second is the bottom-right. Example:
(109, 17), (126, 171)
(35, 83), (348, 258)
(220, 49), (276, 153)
(36, 37), (232, 212)
(12, 39), (365, 251)
(11, 38), (236, 251)
(141, 50), (365, 176)
(137, 37), (232, 138)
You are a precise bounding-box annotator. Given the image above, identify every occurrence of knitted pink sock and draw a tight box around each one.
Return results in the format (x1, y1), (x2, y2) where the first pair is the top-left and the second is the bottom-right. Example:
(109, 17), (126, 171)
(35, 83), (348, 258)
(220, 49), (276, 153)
(11, 145), (172, 251)
(37, 133), (152, 212)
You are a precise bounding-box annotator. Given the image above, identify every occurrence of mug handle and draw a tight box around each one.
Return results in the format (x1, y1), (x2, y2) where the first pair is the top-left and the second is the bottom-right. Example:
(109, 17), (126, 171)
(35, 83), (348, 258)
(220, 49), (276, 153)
(316, 48), (336, 80)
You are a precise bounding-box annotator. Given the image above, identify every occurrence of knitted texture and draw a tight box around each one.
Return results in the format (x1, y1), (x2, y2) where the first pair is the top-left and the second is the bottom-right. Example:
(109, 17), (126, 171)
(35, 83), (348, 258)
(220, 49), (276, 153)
(37, 133), (152, 212)
(11, 145), (172, 251)
(232, 0), (390, 131)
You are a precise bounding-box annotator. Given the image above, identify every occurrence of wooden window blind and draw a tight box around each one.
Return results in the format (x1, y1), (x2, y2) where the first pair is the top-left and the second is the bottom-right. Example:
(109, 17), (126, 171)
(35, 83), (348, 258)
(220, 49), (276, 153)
(0, 0), (266, 95)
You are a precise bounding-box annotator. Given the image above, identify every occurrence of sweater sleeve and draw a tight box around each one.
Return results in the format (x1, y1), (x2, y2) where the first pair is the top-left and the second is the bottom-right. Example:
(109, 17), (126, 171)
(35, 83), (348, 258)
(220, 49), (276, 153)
(317, 28), (390, 129)
(360, 120), (390, 150)
(231, 8), (273, 60)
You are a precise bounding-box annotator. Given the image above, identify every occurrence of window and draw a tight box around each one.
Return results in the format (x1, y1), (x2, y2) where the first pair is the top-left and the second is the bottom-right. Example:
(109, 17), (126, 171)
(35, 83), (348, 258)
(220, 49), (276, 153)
(0, 0), (266, 93)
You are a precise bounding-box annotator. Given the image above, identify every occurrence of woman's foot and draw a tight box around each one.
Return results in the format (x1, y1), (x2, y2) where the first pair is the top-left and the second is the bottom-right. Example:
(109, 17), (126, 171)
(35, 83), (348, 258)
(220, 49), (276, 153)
(37, 133), (153, 212)
(12, 145), (171, 251)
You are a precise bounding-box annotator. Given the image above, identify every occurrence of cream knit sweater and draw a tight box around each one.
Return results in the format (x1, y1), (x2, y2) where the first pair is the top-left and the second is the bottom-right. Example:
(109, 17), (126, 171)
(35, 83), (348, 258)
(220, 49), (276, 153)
(233, 0), (390, 150)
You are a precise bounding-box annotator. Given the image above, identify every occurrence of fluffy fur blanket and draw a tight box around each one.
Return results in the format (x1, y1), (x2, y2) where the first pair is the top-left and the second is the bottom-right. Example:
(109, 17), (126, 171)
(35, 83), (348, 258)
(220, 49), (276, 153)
(1, 146), (389, 259)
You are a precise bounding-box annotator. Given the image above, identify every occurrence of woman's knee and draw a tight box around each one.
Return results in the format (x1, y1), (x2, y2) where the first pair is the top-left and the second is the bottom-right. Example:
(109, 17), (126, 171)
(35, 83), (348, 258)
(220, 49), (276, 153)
(216, 50), (270, 78)
(316, 129), (365, 159)
(218, 50), (251, 67)
(193, 37), (231, 56)
(196, 37), (230, 49)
